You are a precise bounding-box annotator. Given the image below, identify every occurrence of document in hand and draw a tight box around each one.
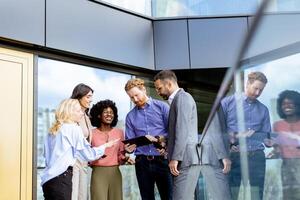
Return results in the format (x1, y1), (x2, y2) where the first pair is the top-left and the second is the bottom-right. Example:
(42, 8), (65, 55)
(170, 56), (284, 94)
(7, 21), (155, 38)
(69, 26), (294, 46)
(122, 136), (152, 147)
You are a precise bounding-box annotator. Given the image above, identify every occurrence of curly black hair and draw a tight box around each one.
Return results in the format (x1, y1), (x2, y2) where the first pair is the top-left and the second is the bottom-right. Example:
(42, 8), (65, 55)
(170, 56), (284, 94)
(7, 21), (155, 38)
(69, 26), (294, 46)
(90, 99), (118, 128)
(277, 90), (300, 119)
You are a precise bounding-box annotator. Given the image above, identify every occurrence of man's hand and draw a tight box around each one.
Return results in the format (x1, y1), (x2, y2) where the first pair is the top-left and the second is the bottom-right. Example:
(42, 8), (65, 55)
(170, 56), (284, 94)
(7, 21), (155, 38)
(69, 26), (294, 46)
(169, 160), (180, 176)
(125, 156), (135, 165)
(145, 135), (167, 153)
(124, 143), (136, 153)
(157, 148), (167, 156)
(230, 144), (239, 152)
(264, 138), (275, 147)
(145, 135), (158, 142)
(222, 158), (231, 174)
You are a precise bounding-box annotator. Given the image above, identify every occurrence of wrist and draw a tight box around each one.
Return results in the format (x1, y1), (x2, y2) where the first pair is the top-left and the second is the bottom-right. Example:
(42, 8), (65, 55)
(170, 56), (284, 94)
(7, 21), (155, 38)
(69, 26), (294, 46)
(155, 135), (165, 143)
(125, 149), (134, 154)
(154, 135), (160, 143)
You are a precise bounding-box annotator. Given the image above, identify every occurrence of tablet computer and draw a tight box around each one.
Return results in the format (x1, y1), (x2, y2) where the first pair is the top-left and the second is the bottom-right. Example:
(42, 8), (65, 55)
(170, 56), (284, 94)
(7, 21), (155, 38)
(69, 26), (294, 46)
(122, 136), (152, 147)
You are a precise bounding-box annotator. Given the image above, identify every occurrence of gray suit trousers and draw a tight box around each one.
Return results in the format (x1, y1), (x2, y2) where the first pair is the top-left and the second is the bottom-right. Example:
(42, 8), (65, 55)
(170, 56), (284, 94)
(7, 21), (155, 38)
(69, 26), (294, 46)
(173, 164), (231, 200)
(173, 165), (201, 200)
(200, 164), (231, 200)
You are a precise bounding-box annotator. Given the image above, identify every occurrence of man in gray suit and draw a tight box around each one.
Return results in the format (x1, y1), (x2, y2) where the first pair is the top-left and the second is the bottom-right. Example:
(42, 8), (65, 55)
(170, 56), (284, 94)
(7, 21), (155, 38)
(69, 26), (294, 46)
(154, 70), (231, 200)
(199, 108), (232, 200)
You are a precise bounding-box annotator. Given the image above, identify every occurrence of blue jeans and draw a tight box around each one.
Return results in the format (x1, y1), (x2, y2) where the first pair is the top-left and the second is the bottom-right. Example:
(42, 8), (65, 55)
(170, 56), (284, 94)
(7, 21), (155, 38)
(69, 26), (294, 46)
(135, 155), (173, 200)
(230, 150), (266, 200)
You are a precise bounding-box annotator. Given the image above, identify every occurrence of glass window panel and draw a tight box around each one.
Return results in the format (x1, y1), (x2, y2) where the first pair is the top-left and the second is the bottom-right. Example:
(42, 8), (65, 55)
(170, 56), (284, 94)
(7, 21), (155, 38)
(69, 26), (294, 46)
(212, 8), (300, 199)
(267, 0), (300, 12)
(97, 0), (152, 16)
(240, 52), (300, 200)
(198, 1), (300, 198)
(152, 0), (259, 18)
(96, 0), (300, 18)
(36, 58), (141, 199)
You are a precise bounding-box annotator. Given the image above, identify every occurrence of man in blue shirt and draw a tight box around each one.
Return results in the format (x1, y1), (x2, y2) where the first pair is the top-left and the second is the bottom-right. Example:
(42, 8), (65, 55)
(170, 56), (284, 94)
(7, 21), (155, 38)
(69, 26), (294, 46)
(221, 71), (271, 200)
(124, 78), (172, 200)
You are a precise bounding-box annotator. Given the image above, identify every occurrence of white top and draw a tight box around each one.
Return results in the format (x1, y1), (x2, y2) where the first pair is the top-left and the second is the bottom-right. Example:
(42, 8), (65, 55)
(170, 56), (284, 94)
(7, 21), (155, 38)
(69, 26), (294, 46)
(168, 88), (180, 105)
(41, 123), (105, 185)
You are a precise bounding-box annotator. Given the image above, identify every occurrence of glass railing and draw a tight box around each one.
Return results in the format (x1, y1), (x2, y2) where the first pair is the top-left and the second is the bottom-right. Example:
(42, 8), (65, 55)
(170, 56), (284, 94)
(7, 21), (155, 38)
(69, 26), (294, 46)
(198, 0), (300, 199)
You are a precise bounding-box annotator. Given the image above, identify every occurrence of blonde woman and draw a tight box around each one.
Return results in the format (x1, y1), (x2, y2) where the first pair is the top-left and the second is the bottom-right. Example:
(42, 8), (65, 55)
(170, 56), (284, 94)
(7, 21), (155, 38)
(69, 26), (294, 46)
(41, 99), (118, 200)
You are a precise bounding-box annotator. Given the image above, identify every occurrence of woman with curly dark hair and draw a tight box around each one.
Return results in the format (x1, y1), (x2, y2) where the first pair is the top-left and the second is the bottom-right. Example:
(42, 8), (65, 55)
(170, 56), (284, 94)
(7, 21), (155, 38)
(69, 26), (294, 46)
(89, 100), (134, 200)
(273, 90), (300, 200)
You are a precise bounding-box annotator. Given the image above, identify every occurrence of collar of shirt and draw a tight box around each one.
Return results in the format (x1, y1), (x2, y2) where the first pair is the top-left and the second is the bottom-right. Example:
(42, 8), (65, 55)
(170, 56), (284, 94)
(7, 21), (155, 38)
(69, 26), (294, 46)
(168, 88), (180, 105)
(242, 93), (258, 104)
(136, 97), (152, 110)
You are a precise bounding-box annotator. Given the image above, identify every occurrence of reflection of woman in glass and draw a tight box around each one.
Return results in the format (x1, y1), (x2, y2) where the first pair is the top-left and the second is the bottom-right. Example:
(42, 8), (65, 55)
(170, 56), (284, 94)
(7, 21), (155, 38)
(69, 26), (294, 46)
(90, 100), (133, 200)
(70, 83), (94, 200)
(273, 90), (300, 200)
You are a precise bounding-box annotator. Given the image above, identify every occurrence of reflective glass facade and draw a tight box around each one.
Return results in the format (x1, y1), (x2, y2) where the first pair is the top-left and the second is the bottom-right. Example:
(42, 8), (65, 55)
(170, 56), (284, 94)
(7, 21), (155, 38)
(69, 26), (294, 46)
(97, 0), (152, 16)
(99, 0), (300, 18)
(200, 5), (300, 199)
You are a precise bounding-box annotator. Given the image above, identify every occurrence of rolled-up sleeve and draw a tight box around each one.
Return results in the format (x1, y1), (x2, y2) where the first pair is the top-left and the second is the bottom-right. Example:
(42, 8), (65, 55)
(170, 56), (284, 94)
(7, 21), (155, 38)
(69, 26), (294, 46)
(68, 125), (106, 162)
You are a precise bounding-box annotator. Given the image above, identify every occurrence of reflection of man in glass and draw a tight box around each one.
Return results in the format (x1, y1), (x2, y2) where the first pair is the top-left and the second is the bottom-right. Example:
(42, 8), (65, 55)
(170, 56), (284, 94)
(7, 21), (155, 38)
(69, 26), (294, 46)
(273, 90), (300, 200)
(124, 78), (172, 200)
(221, 71), (271, 200)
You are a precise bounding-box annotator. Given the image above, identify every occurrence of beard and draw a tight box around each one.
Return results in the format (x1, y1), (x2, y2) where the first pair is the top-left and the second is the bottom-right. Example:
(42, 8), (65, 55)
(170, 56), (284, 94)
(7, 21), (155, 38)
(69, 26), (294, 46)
(135, 98), (147, 107)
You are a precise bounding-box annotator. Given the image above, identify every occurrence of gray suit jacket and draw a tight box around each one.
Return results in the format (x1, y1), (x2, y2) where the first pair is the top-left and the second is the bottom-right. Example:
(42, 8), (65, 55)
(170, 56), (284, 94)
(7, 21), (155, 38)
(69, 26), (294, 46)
(199, 108), (230, 166)
(168, 88), (200, 168)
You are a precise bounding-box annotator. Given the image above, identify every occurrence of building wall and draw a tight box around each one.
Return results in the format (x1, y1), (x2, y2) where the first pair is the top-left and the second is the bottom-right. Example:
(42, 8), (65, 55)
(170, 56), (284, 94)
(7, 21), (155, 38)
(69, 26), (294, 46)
(153, 17), (248, 69)
(0, 0), (154, 69)
(46, 0), (154, 69)
(0, 0), (45, 45)
(1, 0), (300, 70)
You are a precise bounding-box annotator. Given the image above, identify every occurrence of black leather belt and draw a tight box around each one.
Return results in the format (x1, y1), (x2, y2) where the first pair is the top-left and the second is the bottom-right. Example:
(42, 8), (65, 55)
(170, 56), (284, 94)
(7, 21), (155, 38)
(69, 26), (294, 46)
(231, 149), (264, 156)
(136, 155), (165, 161)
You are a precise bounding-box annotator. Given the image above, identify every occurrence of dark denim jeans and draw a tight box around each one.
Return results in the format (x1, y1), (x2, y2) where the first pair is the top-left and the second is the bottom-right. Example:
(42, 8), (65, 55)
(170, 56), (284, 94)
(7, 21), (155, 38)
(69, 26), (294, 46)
(42, 167), (73, 200)
(229, 150), (266, 200)
(135, 155), (173, 200)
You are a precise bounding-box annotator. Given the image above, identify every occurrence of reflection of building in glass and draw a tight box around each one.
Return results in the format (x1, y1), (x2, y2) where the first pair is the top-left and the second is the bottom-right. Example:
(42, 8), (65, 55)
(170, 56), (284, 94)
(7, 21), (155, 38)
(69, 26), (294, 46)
(37, 107), (55, 167)
(152, 0), (259, 17)
(101, 0), (151, 16)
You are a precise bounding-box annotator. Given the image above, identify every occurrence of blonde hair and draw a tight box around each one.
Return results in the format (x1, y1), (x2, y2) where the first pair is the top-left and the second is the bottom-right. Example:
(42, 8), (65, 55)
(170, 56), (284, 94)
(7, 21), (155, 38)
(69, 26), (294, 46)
(124, 78), (145, 92)
(49, 99), (80, 135)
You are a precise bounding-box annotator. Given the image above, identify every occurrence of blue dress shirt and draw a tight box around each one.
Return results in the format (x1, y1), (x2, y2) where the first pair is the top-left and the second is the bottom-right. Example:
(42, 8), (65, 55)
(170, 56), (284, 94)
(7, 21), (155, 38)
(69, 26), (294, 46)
(125, 98), (169, 156)
(221, 94), (271, 151)
(41, 123), (105, 185)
